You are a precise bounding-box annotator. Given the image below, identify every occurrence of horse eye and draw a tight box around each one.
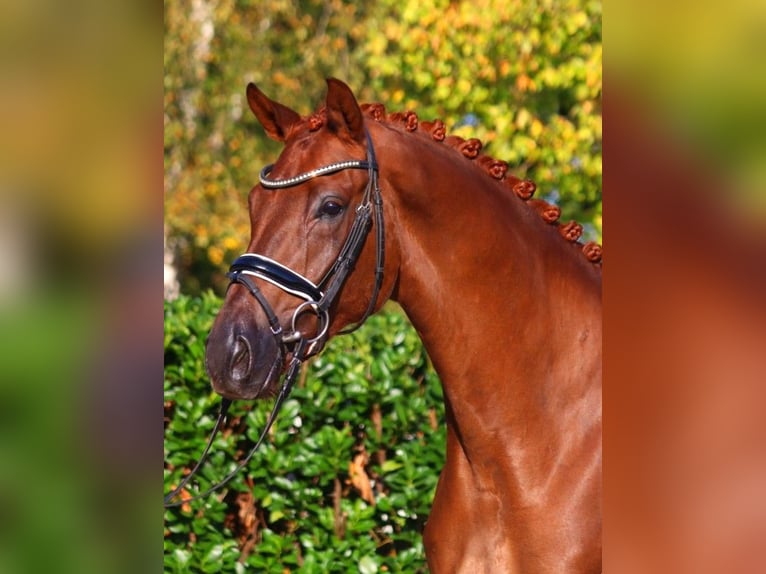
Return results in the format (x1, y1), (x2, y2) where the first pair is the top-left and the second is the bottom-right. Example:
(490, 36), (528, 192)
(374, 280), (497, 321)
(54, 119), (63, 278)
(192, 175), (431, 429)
(319, 199), (344, 218)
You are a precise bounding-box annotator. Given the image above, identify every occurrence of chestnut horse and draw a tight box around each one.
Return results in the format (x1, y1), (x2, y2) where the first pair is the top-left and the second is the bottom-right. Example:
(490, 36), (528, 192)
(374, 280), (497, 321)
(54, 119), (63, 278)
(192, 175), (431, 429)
(205, 78), (602, 573)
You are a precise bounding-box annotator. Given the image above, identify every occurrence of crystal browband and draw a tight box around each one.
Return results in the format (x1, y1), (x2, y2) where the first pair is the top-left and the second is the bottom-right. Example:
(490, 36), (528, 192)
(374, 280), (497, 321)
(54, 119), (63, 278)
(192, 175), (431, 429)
(259, 160), (375, 189)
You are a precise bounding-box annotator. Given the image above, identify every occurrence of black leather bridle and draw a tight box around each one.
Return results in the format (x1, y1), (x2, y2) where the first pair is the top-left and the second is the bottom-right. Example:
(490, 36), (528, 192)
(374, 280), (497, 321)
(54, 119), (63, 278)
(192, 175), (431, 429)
(164, 129), (384, 507)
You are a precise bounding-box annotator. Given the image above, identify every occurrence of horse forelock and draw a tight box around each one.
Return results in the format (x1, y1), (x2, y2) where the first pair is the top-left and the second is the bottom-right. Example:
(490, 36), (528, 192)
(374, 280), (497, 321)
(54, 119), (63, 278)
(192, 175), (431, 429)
(295, 99), (602, 265)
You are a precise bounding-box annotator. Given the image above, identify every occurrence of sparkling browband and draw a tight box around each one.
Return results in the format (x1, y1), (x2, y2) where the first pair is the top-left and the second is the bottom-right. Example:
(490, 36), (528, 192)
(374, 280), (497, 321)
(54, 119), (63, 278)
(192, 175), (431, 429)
(259, 160), (374, 189)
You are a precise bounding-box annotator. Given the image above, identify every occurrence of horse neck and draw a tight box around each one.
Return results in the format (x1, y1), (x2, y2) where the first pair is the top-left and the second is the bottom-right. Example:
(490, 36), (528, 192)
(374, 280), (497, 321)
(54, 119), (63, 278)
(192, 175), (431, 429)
(375, 123), (602, 469)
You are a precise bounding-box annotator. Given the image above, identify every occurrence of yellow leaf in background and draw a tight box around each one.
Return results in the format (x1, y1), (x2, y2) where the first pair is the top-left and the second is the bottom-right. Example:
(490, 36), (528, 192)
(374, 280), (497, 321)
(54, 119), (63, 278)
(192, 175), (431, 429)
(369, 34), (387, 56)
(207, 246), (224, 266)
(223, 237), (239, 251)
(574, 11), (588, 29)
(194, 225), (208, 246)
(204, 182), (218, 198)
(271, 71), (288, 86)
(516, 108), (531, 129)
(515, 73), (533, 92)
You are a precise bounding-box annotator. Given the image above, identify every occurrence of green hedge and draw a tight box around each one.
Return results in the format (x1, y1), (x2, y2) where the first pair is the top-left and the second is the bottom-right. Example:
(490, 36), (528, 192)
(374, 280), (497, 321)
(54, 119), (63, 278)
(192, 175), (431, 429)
(164, 293), (445, 572)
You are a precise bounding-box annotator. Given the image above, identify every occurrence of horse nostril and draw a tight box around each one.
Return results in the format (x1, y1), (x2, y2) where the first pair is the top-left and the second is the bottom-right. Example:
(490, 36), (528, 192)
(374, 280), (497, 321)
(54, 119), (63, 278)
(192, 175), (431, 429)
(230, 335), (252, 381)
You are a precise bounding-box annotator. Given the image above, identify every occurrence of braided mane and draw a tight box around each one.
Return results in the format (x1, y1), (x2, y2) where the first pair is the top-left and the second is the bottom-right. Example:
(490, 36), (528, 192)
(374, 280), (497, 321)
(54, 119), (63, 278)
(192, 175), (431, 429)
(307, 103), (602, 265)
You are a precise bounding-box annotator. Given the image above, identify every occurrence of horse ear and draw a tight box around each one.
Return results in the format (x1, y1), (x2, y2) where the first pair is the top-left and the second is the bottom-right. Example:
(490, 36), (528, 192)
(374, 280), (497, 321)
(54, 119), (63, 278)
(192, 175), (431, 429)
(325, 78), (365, 143)
(246, 83), (301, 142)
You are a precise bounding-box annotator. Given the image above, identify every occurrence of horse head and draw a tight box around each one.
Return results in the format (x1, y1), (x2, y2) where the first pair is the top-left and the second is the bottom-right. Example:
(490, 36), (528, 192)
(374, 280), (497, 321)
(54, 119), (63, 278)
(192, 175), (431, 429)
(205, 79), (396, 400)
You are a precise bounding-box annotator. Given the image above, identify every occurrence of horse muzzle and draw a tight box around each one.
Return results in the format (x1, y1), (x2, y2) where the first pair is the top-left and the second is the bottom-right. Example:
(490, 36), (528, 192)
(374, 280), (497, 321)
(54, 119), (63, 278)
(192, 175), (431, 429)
(205, 254), (332, 400)
(205, 305), (285, 400)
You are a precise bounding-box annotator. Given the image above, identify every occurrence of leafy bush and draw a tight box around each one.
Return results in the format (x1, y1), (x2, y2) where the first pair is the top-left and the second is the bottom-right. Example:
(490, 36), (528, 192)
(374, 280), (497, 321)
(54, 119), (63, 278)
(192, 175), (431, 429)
(164, 293), (445, 572)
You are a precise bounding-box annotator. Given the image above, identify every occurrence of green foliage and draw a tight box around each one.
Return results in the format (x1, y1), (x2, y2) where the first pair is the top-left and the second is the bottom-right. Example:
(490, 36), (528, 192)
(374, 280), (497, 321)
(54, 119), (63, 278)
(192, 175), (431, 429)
(164, 0), (602, 295)
(164, 294), (445, 572)
(360, 0), (602, 230)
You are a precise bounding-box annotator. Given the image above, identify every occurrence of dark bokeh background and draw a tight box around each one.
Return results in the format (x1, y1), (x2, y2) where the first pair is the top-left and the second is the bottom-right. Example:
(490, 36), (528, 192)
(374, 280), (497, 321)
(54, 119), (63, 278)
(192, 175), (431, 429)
(0, 0), (763, 572)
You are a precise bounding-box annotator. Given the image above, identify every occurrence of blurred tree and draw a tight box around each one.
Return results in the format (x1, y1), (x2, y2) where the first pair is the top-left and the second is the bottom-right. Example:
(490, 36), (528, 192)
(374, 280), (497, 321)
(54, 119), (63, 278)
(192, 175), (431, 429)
(165, 0), (601, 294)
(358, 0), (602, 234)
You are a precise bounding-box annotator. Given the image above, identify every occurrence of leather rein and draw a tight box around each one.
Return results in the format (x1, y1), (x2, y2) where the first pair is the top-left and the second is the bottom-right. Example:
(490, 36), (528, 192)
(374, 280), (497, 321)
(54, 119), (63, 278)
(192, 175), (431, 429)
(164, 129), (384, 508)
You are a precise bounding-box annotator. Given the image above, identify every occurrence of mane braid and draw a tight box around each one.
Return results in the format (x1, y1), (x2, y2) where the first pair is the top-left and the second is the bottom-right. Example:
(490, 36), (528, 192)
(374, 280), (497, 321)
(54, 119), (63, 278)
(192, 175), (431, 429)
(356, 102), (601, 265)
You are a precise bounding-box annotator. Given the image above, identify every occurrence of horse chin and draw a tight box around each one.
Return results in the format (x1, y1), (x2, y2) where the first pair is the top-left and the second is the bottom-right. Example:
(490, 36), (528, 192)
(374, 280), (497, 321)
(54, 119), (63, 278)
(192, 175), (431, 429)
(249, 352), (287, 399)
(213, 363), (282, 401)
